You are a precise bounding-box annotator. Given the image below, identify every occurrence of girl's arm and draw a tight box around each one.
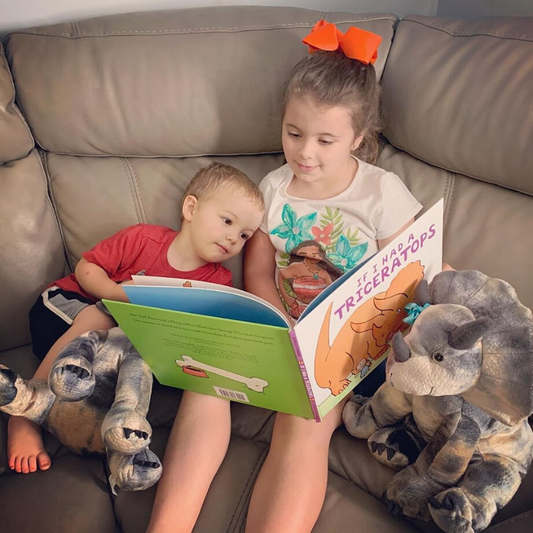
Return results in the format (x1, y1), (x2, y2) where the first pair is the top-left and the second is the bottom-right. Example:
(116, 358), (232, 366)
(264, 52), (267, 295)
(244, 230), (292, 320)
(377, 219), (414, 250)
(75, 258), (129, 302)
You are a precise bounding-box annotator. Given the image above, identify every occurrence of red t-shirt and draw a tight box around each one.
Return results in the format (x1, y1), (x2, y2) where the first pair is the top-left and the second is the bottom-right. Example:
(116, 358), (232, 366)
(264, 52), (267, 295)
(53, 224), (233, 301)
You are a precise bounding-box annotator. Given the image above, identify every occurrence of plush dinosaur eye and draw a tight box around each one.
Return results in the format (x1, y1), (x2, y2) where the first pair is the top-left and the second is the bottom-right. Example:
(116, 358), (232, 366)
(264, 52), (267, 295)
(433, 353), (444, 363)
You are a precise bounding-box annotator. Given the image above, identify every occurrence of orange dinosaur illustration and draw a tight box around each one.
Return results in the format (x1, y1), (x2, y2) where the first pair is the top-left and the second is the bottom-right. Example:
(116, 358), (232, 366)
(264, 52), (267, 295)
(314, 261), (424, 395)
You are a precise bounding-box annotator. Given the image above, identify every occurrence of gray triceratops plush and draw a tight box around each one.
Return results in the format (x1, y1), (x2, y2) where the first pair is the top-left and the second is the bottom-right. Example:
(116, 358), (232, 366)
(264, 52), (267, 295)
(343, 270), (533, 533)
(0, 327), (162, 492)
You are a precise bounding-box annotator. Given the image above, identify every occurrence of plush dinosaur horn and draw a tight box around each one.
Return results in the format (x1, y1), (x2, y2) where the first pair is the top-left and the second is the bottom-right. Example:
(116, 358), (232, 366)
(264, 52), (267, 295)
(448, 317), (494, 350)
(414, 279), (431, 306)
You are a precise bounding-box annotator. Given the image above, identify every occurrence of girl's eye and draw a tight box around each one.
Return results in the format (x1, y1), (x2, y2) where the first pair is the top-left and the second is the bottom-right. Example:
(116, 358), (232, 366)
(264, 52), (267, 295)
(241, 233), (249, 240)
(287, 132), (300, 138)
(319, 139), (333, 145)
(223, 218), (232, 225)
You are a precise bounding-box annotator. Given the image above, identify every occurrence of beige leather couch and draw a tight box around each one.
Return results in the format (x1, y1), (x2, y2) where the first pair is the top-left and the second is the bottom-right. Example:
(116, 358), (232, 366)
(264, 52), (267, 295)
(1, 6), (532, 533)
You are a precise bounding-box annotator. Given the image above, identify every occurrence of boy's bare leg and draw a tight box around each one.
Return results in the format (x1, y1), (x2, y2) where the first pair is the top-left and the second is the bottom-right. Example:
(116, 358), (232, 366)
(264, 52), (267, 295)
(7, 305), (115, 474)
(146, 391), (231, 533)
(245, 398), (348, 533)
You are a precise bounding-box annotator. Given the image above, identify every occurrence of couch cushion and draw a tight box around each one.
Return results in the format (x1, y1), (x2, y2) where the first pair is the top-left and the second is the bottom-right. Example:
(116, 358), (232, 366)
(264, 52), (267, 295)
(5, 6), (396, 157)
(381, 16), (533, 196)
(377, 144), (533, 310)
(0, 43), (33, 164)
(114, 427), (271, 533)
(0, 452), (117, 533)
(0, 150), (66, 351)
(44, 152), (284, 288)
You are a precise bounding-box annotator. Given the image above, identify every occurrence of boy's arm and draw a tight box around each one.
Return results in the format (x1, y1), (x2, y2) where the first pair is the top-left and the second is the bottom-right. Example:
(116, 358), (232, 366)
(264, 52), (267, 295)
(75, 258), (130, 302)
(244, 230), (292, 321)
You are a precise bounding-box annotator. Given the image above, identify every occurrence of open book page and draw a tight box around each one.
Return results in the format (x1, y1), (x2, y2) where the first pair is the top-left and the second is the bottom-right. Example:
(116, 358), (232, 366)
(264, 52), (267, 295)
(124, 282), (291, 328)
(293, 200), (444, 419)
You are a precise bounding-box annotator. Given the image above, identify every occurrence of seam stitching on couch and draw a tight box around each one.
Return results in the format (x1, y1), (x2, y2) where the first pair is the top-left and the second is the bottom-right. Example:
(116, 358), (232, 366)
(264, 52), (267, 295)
(230, 445), (269, 531)
(489, 510), (533, 531)
(126, 157), (147, 222)
(403, 18), (533, 42)
(443, 172), (455, 233)
(8, 17), (397, 38)
(120, 157), (147, 223)
(41, 150), (74, 274)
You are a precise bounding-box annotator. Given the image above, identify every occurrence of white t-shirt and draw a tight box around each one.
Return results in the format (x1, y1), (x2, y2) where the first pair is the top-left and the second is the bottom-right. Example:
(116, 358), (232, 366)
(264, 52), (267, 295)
(259, 158), (422, 319)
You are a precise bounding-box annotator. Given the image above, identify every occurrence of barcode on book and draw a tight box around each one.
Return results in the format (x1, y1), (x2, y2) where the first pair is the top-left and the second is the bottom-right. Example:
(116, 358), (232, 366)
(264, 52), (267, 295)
(214, 386), (250, 402)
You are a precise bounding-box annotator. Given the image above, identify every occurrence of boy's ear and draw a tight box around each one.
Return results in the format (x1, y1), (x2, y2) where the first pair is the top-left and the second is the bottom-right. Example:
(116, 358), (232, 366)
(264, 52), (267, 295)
(182, 195), (198, 222)
(351, 133), (365, 152)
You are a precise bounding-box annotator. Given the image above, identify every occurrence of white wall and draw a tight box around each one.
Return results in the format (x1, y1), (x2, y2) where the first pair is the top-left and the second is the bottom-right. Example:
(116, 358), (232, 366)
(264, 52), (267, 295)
(0, 0), (438, 36)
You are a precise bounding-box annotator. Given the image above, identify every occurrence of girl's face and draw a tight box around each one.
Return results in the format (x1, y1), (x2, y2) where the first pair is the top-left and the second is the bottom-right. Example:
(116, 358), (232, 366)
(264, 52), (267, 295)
(282, 96), (363, 194)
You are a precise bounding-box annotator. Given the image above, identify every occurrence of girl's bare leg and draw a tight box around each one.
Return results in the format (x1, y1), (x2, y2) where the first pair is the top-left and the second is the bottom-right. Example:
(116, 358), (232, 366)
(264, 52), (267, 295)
(245, 399), (347, 533)
(7, 305), (115, 473)
(146, 391), (231, 533)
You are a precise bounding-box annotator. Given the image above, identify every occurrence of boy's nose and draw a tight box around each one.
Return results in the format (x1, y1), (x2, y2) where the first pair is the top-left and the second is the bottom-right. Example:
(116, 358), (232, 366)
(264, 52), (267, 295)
(226, 232), (238, 244)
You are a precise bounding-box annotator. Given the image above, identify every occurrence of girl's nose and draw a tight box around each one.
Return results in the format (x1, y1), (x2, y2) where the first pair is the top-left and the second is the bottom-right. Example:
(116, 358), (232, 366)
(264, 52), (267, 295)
(299, 140), (314, 160)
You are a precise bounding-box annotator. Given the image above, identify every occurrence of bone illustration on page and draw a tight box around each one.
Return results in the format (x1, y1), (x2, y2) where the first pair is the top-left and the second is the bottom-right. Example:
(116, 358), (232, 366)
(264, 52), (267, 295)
(175, 356), (269, 392)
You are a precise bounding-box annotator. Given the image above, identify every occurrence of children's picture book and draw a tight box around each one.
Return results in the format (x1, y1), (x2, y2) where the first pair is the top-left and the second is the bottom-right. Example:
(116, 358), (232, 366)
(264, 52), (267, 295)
(104, 200), (443, 422)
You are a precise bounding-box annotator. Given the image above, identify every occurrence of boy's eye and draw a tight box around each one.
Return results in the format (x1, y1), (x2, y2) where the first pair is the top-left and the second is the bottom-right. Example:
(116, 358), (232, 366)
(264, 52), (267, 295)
(319, 139), (333, 145)
(240, 233), (250, 240)
(223, 218), (232, 225)
(287, 132), (300, 138)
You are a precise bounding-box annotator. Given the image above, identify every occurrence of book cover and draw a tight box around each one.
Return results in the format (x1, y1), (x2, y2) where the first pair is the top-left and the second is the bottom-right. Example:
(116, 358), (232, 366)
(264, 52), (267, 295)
(104, 199), (443, 422)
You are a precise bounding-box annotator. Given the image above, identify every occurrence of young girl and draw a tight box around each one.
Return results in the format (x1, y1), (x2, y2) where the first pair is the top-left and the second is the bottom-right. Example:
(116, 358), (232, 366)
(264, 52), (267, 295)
(243, 22), (422, 532)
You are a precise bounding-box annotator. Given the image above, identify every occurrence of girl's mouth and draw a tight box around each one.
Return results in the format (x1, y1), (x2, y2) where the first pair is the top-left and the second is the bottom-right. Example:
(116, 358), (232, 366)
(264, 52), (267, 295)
(297, 162), (317, 172)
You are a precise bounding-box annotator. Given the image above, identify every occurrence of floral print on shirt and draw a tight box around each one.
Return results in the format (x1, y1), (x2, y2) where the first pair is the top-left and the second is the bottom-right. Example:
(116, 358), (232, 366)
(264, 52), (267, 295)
(271, 204), (369, 273)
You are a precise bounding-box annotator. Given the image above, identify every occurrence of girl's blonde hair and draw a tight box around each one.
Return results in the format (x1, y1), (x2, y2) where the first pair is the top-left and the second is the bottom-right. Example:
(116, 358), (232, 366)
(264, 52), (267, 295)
(283, 51), (381, 164)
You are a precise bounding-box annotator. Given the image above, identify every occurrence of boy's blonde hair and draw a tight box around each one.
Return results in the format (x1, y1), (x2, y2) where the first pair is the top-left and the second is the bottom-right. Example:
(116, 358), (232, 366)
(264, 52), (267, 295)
(181, 162), (264, 216)
(283, 51), (381, 164)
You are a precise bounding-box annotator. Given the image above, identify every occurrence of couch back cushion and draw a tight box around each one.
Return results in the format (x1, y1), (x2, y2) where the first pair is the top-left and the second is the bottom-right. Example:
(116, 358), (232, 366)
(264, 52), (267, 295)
(0, 43), (33, 163)
(5, 7), (396, 157)
(381, 15), (533, 195)
(379, 16), (533, 309)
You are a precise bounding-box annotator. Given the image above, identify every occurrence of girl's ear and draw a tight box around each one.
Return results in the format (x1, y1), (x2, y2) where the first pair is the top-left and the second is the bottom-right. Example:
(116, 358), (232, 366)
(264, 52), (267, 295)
(182, 195), (198, 222)
(351, 134), (365, 152)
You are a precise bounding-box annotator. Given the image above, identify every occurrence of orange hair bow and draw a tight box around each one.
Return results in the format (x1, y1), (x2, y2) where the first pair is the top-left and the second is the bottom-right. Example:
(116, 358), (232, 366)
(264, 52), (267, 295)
(302, 20), (382, 65)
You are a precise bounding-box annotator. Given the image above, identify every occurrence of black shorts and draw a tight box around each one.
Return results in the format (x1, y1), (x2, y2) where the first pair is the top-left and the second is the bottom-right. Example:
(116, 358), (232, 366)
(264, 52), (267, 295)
(29, 286), (95, 361)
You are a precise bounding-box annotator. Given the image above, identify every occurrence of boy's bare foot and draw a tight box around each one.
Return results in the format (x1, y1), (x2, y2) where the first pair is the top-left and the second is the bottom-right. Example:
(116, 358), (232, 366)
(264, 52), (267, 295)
(7, 416), (51, 473)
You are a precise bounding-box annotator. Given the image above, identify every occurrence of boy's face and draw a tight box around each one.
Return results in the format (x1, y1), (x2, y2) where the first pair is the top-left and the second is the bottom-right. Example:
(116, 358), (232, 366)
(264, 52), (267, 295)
(183, 186), (263, 263)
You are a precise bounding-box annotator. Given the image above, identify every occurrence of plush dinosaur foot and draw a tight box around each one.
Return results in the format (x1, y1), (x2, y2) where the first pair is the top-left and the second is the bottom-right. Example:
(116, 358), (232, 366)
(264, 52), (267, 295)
(429, 488), (475, 533)
(110, 448), (162, 492)
(49, 357), (95, 401)
(0, 366), (18, 407)
(368, 427), (422, 470)
(103, 411), (152, 454)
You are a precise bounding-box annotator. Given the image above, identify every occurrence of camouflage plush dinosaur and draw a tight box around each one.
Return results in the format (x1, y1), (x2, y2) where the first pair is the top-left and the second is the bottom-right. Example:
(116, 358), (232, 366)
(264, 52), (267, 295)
(0, 328), (161, 492)
(343, 270), (533, 533)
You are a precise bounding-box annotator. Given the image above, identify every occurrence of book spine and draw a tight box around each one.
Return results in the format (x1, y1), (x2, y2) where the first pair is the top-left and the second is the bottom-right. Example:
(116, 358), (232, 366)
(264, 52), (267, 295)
(289, 331), (321, 422)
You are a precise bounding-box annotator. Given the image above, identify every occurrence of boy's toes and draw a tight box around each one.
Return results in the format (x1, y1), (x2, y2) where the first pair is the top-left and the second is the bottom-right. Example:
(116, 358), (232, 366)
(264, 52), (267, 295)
(37, 451), (51, 471)
(9, 451), (51, 474)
